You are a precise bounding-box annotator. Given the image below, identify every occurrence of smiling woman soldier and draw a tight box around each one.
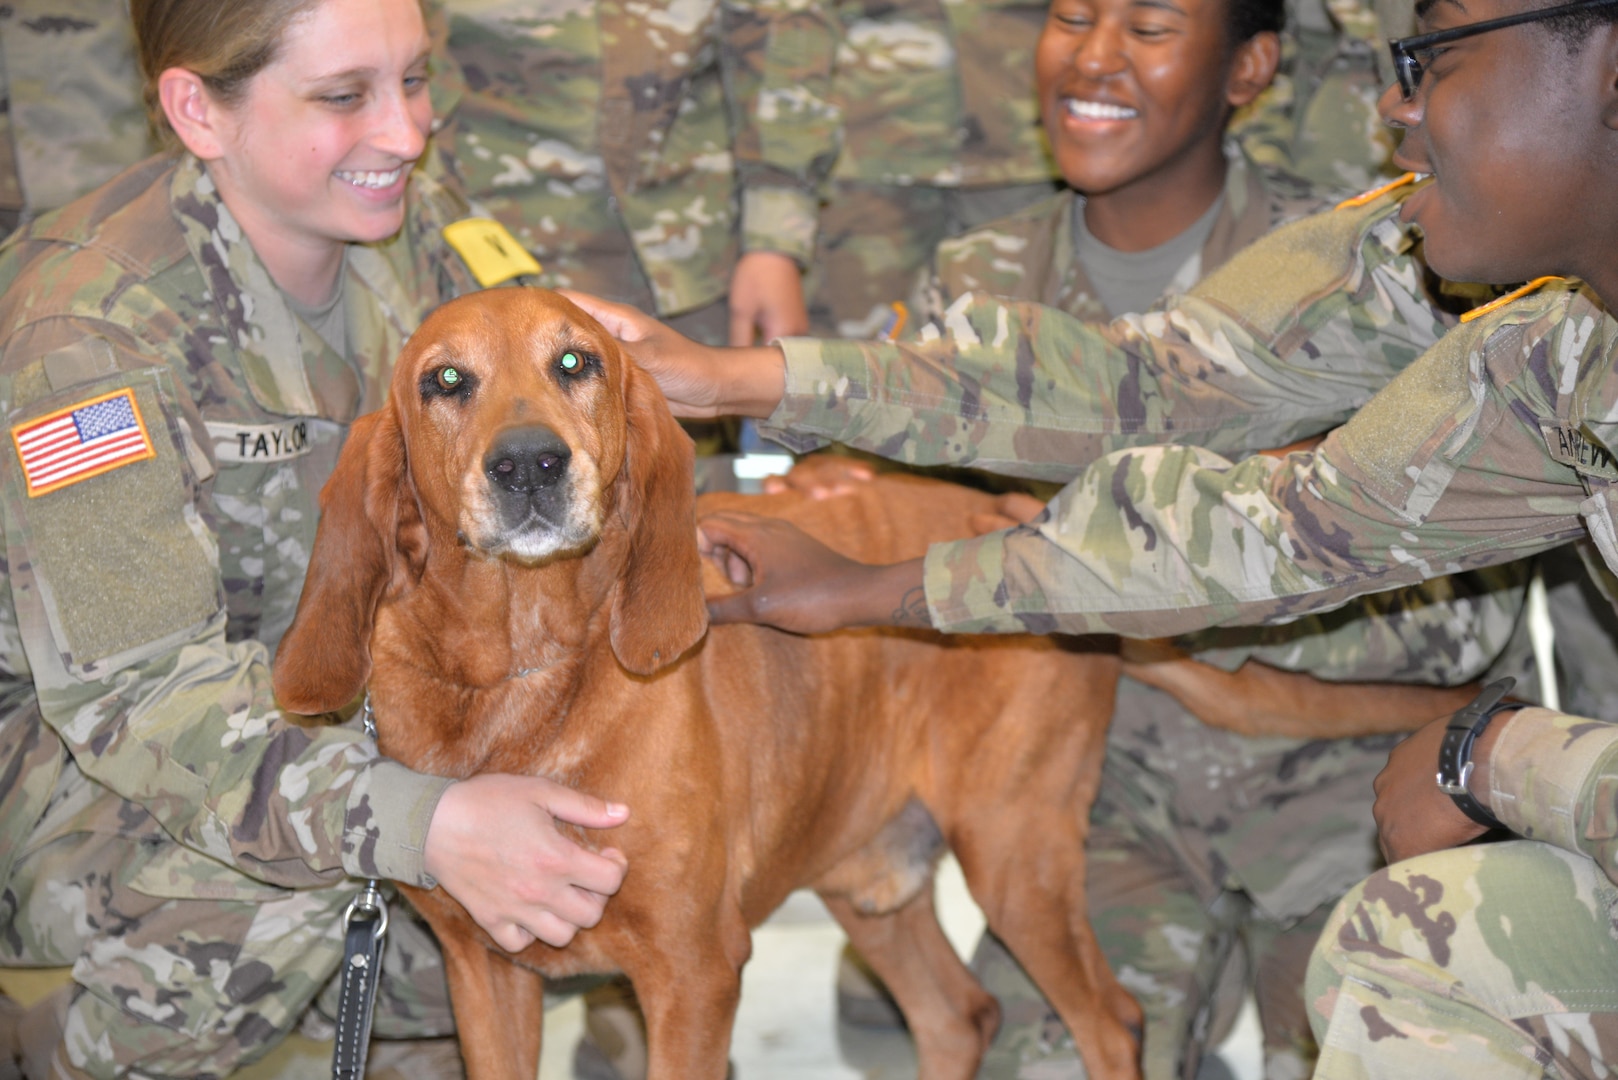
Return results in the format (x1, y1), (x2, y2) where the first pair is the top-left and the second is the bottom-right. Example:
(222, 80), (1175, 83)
(0, 0), (631, 1075)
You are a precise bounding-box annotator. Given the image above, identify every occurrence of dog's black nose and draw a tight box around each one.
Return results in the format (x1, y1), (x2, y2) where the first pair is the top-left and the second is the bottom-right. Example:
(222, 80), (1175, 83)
(484, 425), (571, 494)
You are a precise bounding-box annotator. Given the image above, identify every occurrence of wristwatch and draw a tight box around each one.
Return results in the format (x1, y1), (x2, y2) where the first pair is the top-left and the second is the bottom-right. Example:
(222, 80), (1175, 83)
(1436, 676), (1524, 830)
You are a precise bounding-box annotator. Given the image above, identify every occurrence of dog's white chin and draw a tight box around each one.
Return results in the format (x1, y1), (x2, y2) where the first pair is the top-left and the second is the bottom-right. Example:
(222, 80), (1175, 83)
(465, 499), (604, 563)
(460, 468), (607, 563)
(491, 521), (600, 563)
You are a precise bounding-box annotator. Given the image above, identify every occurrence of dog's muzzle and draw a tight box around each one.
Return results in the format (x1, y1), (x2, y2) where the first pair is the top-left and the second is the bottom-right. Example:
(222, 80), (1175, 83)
(477, 424), (597, 557)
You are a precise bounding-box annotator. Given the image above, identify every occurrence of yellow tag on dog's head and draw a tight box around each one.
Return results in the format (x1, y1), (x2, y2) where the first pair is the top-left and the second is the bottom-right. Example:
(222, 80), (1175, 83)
(442, 218), (542, 287)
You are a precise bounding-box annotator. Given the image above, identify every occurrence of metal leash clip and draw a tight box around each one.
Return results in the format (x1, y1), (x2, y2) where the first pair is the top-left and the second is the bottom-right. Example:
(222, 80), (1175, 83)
(333, 696), (389, 1080)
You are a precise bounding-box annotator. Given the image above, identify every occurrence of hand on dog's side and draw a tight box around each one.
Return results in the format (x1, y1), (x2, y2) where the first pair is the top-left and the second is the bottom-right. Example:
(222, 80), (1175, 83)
(698, 511), (933, 633)
(699, 512), (867, 634)
(424, 774), (630, 951)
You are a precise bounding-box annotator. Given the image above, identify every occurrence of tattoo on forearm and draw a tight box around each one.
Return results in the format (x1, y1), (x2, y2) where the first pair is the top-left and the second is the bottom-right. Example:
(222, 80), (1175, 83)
(892, 586), (930, 628)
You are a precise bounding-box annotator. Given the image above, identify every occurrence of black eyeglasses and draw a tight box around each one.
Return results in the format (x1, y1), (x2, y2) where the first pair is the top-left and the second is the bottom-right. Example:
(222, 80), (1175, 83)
(1390, 0), (1618, 99)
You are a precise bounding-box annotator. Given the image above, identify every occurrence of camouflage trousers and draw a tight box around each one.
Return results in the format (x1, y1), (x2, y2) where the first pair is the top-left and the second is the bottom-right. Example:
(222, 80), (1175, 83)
(971, 811), (1329, 1080)
(1305, 841), (1618, 1079)
(0, 763), (453, 1078)
(805, 179), (1060, 339)
(971, 680), (1395, 1080)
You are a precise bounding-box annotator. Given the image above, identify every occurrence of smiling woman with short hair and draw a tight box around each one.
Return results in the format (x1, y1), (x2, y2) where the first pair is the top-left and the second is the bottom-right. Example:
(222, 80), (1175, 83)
(0, 0), (629, 1073)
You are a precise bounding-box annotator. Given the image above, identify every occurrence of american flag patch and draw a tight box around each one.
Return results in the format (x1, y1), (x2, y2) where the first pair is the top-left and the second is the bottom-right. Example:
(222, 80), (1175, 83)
(12, 388), (157, 497)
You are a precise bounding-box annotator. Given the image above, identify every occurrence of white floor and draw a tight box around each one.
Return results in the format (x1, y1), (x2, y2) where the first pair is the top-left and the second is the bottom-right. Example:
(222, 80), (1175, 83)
(536, 856), (1263, 1080)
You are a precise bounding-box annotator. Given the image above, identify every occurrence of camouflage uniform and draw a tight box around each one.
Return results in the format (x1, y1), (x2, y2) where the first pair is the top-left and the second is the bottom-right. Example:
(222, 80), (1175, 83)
(1305, 709), (1618, 1079)
(804, 0), (1061, 338)
(923, 158), (1531, 1080)
(0, 1), (156, 235)
(1228, 0), (1410, 193)
(429, 0), (839, 342)
(806, 0), (1411, 340)
(760, 180), (1618, 1074)
(764, 183), (1446, 475)
(0, 153), (483, 1077)
(925, 148), (1323, 326)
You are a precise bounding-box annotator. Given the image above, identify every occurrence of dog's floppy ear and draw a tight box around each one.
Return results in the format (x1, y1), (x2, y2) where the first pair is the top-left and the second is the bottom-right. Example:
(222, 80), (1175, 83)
(609, 360), (709, 675)
(274, 406), (422, 713)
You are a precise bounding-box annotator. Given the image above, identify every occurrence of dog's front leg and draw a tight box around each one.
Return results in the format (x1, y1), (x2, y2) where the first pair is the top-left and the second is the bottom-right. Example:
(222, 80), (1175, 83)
(435, 924), (545, 1080)
(623, 923), (748, 1079)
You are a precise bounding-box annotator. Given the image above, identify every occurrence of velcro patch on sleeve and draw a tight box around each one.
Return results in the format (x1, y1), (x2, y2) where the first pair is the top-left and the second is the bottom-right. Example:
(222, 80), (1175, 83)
(442, 218), (542, 287)
(7, 370), (220, 670)
(1190, 204), (1377, 341)
(1333, 322), (1480, 512)
(11, 388), (156, 497)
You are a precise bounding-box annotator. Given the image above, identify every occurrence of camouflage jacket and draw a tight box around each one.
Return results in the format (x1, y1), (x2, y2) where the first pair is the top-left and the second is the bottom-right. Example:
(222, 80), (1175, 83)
(819, 0), (1400, 195)
(927, 149), (1324, 324)
(430, 0), (840, 316)
(910, 280), (1618, 895)
(900, 277), (1607, 638)
(0, 154), (480, 897)
(765, 182), (1445, 479)
(0, 1), (157, 230)
(772, 178), (1618, 886)
(1483, 703), (1618, 887)
(918, 161), (1525, 918)
(824, 0), (1055, 189)
(921, 158), (1528, 682)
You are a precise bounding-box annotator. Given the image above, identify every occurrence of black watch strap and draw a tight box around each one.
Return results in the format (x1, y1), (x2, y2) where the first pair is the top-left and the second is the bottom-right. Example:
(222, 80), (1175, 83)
(1436, 676), (1523, 830)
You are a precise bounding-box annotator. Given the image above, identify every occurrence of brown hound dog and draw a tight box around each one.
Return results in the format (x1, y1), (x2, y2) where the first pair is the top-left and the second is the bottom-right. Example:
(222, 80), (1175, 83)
(272, 288), (1142, 1080)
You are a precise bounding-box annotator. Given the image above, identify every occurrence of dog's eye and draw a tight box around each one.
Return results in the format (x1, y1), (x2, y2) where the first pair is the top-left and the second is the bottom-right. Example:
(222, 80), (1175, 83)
(554, 349), (601, 385)
(420, 364), (475, 402)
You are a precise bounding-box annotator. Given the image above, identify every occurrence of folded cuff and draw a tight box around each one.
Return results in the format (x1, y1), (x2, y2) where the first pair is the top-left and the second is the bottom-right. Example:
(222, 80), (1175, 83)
(342, 759), (454, 887)
(1487, 708), (1618, 853)
(741, 187), (818, 264)
(923, 529), (1067, 635)
(757, 337), (875, 453)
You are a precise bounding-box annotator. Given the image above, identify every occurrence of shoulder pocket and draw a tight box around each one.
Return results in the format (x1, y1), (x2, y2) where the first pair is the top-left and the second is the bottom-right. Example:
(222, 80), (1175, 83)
(5, 363), (221, 676)
(1332, 320), (1500, 522)
(1191, 199), (1398, 344)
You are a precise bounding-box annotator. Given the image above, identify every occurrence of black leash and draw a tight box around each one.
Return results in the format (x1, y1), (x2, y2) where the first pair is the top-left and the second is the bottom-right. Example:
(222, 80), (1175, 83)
(333, 697), (389, 1080)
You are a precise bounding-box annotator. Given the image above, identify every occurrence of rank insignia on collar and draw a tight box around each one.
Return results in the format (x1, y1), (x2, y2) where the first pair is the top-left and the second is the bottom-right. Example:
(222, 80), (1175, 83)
(1334, 172), (1418, 211)
(12, 388), (157, 497)
(443, 218), (543, 287)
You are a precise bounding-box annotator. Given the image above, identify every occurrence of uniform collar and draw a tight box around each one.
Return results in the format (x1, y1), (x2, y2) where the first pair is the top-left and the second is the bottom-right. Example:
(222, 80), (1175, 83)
(169, 154), (365, 420)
